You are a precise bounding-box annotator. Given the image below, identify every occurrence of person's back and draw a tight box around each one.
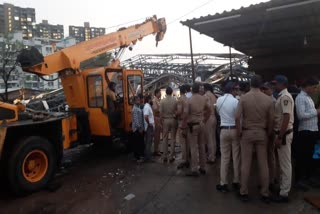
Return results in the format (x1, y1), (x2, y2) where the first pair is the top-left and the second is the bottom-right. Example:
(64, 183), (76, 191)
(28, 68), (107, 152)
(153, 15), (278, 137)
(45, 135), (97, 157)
(161, 96), (177, 118)
(240, 90), (273, 130)
(160, 87), (178, 162)
(236, 75), (274, 201)
(188, 94), (207, 123)
(217, 94), (238, 126)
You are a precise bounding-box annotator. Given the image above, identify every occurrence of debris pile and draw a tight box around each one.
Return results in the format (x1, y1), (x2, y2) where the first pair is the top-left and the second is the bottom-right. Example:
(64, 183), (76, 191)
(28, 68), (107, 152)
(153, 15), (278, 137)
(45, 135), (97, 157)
(26, 88), (67, 112)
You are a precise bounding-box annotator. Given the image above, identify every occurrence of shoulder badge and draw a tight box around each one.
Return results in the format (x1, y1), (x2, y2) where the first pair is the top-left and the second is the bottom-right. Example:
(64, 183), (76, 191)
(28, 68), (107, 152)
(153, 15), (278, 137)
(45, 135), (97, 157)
(284, 100), (288, 106)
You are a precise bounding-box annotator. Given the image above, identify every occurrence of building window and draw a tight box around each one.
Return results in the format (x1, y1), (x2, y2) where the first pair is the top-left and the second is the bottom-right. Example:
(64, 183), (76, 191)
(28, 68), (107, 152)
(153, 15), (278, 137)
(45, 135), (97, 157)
(14, 16), (19, 20)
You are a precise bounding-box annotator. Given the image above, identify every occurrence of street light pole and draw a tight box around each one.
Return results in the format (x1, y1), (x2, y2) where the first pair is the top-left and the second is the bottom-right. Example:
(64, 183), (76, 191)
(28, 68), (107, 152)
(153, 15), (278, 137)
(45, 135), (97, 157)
(189, 27), (195, 83)
(229, 46), (233, 79)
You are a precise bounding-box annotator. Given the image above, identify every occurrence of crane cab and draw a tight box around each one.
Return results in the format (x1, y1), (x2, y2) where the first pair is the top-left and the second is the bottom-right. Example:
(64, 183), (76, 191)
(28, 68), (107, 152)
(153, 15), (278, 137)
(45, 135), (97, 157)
(61, 67), (143, 144)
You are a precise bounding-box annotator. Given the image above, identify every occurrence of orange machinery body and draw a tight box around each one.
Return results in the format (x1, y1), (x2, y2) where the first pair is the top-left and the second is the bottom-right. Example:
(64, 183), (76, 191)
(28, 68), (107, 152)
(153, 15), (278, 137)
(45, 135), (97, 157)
(61, 67), (143, 143)
(0, 16), (165, 195)
(9, 16), (165, 150)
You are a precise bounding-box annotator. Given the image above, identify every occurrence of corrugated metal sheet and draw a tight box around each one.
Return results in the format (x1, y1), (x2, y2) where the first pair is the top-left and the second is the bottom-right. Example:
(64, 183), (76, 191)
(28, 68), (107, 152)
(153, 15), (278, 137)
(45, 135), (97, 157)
(181, 0), (320, 78)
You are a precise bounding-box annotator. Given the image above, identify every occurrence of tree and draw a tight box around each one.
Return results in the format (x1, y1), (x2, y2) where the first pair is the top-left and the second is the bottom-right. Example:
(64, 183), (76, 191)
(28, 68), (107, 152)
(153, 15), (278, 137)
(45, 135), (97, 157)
(0, 34), (23, 102)
(80, 52), (113, 69)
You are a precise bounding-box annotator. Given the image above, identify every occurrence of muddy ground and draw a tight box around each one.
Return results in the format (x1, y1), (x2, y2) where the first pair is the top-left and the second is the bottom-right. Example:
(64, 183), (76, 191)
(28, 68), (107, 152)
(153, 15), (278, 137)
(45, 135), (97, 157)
(0, 143), (319, 214)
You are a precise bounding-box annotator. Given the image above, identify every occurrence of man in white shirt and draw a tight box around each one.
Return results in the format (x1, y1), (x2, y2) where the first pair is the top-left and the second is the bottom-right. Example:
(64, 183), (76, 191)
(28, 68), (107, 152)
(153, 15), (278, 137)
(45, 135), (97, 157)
(216, 82), (241, 193)
(143, 95), (155, 161)
(295, 77), (320, 190)
(185, 84), (192, 98)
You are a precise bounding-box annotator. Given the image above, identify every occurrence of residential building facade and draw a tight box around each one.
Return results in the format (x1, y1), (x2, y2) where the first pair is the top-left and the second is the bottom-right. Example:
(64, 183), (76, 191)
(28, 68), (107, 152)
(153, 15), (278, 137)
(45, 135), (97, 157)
(69, 22), (105, 42)
(0, 3), (36, 39)
(35, 20), (64, 40)
(0, 32), (76, 91)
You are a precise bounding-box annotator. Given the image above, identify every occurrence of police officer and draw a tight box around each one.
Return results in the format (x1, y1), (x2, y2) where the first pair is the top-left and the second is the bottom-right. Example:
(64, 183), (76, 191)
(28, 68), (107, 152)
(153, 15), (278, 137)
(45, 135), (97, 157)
(177, 85), (190, 169)
(152, 89), (162, 156)
(272, 75), (294, 203)
(203, 83), (217, 163)
(236, 75), (274, 203)
(181, 83), (211, 176)
(160, 87), (178, 163)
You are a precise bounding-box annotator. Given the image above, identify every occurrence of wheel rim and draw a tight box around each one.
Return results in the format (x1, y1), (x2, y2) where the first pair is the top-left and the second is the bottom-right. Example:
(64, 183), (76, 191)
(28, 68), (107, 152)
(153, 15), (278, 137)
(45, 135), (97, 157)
(22, 150), (48, 183)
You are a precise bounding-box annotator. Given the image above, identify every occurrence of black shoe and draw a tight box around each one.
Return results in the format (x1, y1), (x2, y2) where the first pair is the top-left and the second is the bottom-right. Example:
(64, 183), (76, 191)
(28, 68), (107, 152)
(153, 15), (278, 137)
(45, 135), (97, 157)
(271, 195), (289, 203)
(177, 162), (186, 169)
(163, 158), (168, 163)
(260, 196), (271, 204)
(293, 181), (309, 192)
(185, 162), (190, 168)
(238, 193), (249, 202)
(232, 183), (240, 191)
(206, 160), (215, 165)
(186, 171), (199, 177)
(199, 168), (206, 175)
(153, 152), (161, 156)
(169, 158), (175, 163)
(216, 184), (229, 193)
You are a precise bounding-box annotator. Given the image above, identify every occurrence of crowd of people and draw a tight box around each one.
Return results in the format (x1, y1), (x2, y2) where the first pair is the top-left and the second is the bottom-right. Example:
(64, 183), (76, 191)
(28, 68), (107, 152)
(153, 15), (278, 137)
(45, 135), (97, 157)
(130, 74), (320, 204)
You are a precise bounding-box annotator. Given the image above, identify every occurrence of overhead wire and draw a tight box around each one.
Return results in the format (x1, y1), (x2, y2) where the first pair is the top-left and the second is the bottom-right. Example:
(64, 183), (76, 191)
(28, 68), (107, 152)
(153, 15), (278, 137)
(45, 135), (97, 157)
(105, 17), (146, 31)
(103, 0), (215, 31)
(167, 0), (215, 25)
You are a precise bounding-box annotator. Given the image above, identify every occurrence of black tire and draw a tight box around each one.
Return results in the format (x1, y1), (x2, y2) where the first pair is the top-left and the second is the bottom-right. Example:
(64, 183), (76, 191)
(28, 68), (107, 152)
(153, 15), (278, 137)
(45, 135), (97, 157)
(7, 136), (57, 195)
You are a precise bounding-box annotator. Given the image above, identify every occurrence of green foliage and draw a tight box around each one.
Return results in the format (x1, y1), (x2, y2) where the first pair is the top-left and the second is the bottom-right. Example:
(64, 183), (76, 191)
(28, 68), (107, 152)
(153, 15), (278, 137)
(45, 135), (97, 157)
(0, 34), (23, 101)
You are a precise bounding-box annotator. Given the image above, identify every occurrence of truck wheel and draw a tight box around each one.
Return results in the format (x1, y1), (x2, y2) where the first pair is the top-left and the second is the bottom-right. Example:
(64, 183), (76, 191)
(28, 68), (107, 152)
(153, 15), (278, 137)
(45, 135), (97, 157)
(7, 136), (57, 195)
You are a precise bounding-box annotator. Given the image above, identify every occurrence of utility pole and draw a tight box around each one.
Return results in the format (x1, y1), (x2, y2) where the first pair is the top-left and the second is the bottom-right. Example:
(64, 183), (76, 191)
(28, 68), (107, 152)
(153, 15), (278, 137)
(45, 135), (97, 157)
(229, 46), (233, 79)
(189, 27), (195, 83)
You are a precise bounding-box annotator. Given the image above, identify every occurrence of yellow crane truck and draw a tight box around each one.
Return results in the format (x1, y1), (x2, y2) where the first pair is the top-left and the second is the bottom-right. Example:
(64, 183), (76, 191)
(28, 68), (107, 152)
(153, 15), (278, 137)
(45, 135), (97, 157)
(0, 16), (166, 195)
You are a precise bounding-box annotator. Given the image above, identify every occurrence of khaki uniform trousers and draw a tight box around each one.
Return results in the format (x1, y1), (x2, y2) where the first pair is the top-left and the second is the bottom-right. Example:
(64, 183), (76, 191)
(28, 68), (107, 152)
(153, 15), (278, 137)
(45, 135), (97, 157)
(162, 118), (177, 159)
(154, 117), (161, 153)
(204, 115), (217, 162)
(178, 126), (190, 163)
(240, 129), (269, 197)
(219, 129), (240, 185)
(268, 139), (277, 184)
(187, 123), (206, 172)
(276, 133), (293, 197)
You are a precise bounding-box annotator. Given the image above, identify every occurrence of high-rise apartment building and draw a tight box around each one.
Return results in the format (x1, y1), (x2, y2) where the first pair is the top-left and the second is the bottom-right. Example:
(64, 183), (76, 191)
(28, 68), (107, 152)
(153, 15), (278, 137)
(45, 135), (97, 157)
(69, 22), (105, 43)
(0, 3), (36, 39)
(35, 20), (64, 40)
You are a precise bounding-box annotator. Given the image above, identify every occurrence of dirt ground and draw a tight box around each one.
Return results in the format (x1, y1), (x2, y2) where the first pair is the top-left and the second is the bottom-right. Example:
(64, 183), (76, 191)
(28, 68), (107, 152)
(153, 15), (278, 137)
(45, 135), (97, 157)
(0, 143), (320, 214)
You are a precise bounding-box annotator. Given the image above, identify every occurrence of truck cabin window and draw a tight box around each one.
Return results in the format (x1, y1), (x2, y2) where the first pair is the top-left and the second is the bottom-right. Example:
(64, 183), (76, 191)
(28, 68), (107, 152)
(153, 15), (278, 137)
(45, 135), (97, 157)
(128, 75), (142, 105)
(106, 70), (123, 98)
(87, 75), (104, 107)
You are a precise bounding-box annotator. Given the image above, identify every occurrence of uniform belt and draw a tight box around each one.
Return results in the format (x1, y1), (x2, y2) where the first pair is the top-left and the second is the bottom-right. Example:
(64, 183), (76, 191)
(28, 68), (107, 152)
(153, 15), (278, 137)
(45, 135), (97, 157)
(274, 129), (293, 145)
(273, 129), (293, 135)
(187, 122), (200, 133)
(243, 128), (266, 131)
(221, 126), (236, 129)
(163, 117), (175, 119)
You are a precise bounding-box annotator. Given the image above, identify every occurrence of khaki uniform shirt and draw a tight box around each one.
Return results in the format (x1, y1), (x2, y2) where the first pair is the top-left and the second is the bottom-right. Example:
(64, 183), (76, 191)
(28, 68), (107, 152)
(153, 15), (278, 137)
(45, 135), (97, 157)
(237, 89), (274, 130)
(177, 94), (188, 124)
(204, 91), (216, 116)
(274, 88), (294, 130)
(160, 95), (177, 119)
(152, 96), (161, 118)
(185, 94), (210, 123)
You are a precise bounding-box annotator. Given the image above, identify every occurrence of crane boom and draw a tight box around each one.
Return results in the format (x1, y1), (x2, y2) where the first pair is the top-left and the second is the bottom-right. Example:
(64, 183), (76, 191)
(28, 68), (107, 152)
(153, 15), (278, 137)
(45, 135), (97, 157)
(18, 16), (166, 76)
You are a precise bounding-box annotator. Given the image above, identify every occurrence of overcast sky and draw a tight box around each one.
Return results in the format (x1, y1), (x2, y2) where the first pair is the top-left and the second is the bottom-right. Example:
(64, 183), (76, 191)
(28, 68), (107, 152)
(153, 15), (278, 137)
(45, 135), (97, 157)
(4, 0), (268, 59)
